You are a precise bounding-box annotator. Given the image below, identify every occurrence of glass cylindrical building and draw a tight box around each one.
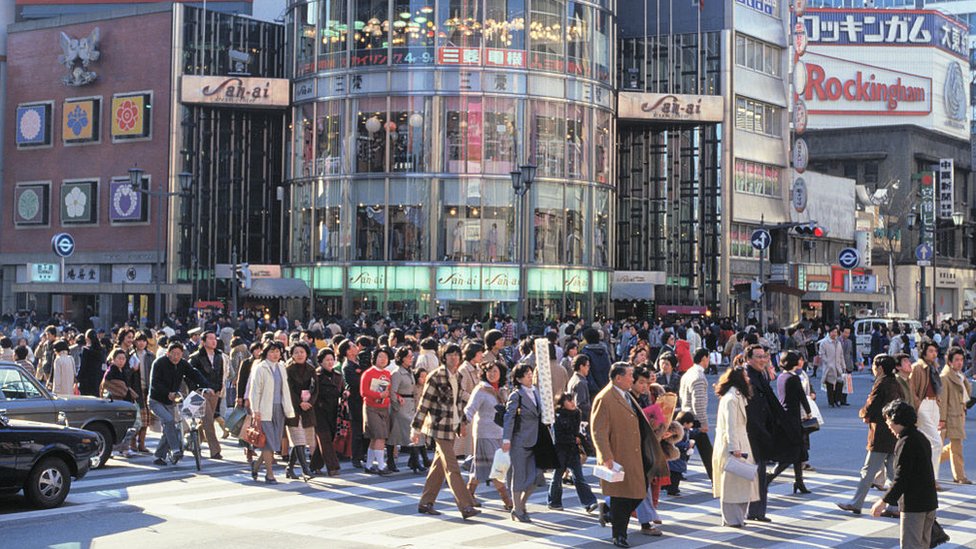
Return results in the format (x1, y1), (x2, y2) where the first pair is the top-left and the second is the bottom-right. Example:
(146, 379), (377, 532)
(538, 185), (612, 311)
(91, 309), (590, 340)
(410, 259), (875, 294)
(284, 0), (615, 323)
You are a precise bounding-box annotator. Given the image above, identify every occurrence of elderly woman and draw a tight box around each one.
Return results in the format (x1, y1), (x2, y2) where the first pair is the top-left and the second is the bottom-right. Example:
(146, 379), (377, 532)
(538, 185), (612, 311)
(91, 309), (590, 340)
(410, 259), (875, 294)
(389, 345), (420, 473)
(285, 342), (318, 481)
(713, 366), (759, 528)
(311, 348), (343, 476)
(464, 361), (512, 509)
(502, 362), (542, 523)
(247, 341), (295, 484)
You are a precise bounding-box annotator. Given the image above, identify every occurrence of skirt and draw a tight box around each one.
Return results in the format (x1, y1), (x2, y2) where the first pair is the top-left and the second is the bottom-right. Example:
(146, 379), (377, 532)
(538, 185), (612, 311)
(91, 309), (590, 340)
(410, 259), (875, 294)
(364, 405), (390, 440)
(260, 403), (286, 453)
(388, 397), (415, 447)
(509, 444), (538, 493)
(472, 437), (501, 482)
(287, 417), (316, 450)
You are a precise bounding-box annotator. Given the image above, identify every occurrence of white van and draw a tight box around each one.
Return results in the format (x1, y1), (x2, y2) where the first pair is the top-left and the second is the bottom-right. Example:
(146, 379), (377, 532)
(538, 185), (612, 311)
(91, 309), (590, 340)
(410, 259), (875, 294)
(853, 318), (922, 360)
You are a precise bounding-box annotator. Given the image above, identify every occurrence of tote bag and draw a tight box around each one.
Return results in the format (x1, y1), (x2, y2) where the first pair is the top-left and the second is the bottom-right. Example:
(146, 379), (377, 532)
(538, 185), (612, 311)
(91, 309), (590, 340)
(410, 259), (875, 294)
(723, 456), (757, 481)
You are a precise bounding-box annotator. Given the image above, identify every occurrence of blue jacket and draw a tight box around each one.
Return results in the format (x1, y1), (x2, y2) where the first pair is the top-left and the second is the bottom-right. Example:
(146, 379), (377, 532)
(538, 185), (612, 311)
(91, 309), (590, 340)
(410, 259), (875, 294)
(582, 343), (612, 395)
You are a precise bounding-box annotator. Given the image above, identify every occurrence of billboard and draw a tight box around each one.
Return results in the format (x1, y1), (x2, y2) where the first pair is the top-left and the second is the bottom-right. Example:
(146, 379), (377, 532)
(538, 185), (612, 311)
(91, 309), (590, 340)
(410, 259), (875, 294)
(798, 9), (969, 141)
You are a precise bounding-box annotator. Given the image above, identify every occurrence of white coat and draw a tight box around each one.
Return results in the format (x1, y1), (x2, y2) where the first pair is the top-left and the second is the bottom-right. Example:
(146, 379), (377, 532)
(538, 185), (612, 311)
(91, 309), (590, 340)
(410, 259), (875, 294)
(712, 387), (760, 504)
(247, 359), (296, 420)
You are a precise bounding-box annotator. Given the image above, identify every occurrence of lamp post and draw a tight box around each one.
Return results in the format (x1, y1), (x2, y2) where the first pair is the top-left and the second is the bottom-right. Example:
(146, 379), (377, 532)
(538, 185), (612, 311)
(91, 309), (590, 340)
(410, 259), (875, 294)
(131, 167), (193, 329)
(510, 163), (536, 321)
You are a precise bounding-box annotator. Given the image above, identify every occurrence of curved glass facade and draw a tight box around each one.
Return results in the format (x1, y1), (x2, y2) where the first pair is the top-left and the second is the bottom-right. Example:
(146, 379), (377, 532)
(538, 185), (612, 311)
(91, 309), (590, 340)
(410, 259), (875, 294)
(285, 0), (615, 321)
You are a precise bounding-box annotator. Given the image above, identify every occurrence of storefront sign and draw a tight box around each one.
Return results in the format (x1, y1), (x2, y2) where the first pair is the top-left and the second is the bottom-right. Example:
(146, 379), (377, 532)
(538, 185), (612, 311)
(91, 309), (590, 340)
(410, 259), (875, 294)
(846, 274), (878, 293)
(348, 266), (429, 291)
(937, 270), (959, 288)
(617, 92), (724, 123)
(736, 0), (774, 16)
(111, 264), (151, 284)
(938, 158), (954, 219)
(29, 263), (59, 283)
(792, 138), (809, 173)
(804, 54), (931, 115)
(791, 177), (808, 213)
(807, 281), (829, 292)
(63, 264), (99, 283)
(181, 75), (289, 109)
(799, 9), (968, 59)
(249, 265), (282, 279)
(915, 172), (936, 246)
(793, 98), (808, 134)
(292, 79), (316, 103)
(436, 266), (519, 293)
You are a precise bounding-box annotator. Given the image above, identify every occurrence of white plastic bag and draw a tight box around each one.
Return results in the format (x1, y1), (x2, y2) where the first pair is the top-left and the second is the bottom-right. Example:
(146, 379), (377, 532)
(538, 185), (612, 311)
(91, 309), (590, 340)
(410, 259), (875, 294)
(488, 448), (510, 482)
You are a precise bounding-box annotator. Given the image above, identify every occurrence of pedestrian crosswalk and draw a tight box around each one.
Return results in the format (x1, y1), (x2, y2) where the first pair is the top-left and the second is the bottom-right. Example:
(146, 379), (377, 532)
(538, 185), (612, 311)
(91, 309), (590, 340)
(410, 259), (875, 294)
(2, 435), (975, 548)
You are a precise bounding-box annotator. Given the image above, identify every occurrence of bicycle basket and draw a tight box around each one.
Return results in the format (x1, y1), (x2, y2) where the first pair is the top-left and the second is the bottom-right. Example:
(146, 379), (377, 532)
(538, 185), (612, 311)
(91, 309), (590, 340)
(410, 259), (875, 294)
(181, 391), (209, 419)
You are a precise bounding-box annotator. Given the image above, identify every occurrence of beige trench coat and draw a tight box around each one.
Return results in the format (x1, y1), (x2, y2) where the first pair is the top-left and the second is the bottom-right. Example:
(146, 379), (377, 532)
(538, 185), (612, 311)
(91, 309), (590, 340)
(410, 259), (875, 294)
(939, 366), (971, 441)
(712, 387), (760, 504)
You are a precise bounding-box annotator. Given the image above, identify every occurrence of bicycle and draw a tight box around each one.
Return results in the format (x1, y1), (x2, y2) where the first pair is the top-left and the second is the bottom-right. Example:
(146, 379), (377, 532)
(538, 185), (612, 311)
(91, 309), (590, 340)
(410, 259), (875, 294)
(168, 390), (210, 471)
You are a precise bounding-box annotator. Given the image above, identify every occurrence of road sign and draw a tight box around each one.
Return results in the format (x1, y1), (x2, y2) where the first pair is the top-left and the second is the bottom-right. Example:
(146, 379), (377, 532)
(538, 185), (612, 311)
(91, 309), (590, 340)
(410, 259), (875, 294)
(915, 243), (933, 266)
(838, 247), (860, 270)
(751, 229), (771, 251)
(51, 233), (75, 258)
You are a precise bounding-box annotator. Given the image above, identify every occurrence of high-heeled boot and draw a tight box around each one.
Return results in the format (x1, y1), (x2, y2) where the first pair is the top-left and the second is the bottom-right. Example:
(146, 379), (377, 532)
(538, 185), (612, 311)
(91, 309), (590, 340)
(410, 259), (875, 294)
(420, 446), (432, 469)
(386, 445), (400, 473)
(406, 447), (423, 473)
(494, 480), (513, 511)
(295, 445), (314, 480)
(285, 448), (299, 479)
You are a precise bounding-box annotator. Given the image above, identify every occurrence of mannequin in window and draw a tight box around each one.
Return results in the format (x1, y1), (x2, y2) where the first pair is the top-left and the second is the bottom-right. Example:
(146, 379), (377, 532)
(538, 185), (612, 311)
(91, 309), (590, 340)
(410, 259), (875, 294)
(451, 220), (465, 261)
(487, 223), (499, 262)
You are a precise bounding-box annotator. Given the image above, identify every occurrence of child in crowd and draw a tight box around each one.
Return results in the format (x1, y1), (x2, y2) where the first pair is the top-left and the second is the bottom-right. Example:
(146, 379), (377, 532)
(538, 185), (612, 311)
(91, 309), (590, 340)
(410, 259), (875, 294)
(668, 412), (697, 496)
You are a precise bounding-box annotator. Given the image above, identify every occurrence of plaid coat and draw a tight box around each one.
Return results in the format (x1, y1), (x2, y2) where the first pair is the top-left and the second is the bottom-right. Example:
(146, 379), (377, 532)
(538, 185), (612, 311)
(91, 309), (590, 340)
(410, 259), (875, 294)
(412, 365), (469, 440)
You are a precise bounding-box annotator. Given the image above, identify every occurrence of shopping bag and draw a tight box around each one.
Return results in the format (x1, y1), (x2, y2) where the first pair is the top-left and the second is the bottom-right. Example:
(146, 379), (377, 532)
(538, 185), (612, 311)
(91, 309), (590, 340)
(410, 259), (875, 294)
(488, 448), (511, 482)
(225, 406), (247, 436)
(843, 373), (854, 395)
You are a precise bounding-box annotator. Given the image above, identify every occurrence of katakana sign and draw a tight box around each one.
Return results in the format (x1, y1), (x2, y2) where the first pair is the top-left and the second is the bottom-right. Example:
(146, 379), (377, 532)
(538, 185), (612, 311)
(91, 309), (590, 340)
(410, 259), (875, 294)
(798, 9), (968, 59)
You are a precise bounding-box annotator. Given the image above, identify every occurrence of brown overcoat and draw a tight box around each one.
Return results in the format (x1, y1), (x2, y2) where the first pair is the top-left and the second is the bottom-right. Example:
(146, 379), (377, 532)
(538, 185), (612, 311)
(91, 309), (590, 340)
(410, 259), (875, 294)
(590, 384), (650, 499)
(939, 366), (971, 441)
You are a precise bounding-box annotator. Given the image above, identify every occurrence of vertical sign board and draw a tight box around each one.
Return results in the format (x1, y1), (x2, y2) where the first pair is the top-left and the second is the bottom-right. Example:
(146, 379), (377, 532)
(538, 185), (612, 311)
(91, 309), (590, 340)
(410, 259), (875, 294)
(938, 159), (954, 219)
(915, 172), (936, 247)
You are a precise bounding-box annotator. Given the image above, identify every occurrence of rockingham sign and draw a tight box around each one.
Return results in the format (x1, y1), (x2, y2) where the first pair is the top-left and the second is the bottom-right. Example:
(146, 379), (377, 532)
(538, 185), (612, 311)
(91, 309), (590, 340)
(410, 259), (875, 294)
(799, 8), (969, 141)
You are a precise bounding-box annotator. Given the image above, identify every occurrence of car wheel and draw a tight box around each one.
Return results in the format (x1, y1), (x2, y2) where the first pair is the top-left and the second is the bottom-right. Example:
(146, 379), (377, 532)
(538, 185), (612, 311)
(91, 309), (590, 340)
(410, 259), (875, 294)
(87, 423), (113, 469)
(24, 457), (72, 509)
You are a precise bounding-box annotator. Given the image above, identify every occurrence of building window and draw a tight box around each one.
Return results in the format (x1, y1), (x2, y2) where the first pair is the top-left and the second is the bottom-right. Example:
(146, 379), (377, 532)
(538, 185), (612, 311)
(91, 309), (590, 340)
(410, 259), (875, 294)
(390, 96), (431, 172)
(532, 182), (565, 264)
(531, 100), (566, 178)
(735, 96), (781, 137)
(482, 96), (520, 175)
(316, 101), (343, 176)
(392, 0), (436, 65)
(319, 0), (349, 70)
(735, 34), (781, 77)
(731, 223), (758, 259)
(355, 97), (388, 173)
(445, 96), (483, 173)
(734, 159), (781, 197)
(566, 2), (591, 77)
(864, 161), (879, 185)
(354, 180), (386, 260)
(315, 179), (343, 261)
(296, 1), (317, 76)
(485, 0), (525, 51)
(529, 0), (565, 72)
(389, 179), (428, 260)
(353, 0), (390, 66)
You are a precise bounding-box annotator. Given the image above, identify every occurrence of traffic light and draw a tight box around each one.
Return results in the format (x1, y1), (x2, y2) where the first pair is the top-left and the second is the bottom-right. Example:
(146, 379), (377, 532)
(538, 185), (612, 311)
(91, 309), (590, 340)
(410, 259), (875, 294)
(234, 263), (252, 290)
(791, 222), (827, 238)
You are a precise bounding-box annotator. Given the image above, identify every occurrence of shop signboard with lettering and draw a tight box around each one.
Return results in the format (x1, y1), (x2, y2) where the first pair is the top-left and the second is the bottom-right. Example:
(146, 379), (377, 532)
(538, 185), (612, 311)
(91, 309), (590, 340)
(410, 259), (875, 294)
(181, 76), (290, 109)
(29, 263), (60, 283)
(618, 92), (724, 123)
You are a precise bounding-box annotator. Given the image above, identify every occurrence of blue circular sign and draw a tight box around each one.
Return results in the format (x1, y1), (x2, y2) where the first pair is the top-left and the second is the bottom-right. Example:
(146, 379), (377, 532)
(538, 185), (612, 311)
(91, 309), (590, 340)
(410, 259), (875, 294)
(838, 247), (860, 270)
(51, 233), (75, 258)
(750, 229), (772, 251)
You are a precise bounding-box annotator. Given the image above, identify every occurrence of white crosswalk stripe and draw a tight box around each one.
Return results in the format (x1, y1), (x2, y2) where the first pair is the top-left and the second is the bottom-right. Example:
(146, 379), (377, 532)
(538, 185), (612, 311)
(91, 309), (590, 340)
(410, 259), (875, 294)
(3, 434), (975, 548)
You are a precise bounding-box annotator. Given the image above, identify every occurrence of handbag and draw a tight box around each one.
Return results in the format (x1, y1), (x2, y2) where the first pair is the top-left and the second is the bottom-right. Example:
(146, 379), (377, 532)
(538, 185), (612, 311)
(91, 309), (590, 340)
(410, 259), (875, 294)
(243, 419), (266, 448)
(334, 399), (352, 459)
(801, 417), (820, 434)
(493, 403), (506, 427)
(723, 455), (757, 481)
(532, 422), (560, 470)
(931, 519), (949, 548)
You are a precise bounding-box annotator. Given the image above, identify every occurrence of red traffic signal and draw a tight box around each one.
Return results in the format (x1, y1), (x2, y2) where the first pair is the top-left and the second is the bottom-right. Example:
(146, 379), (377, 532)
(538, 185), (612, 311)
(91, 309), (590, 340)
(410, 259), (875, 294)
(792, 222), (827, 237)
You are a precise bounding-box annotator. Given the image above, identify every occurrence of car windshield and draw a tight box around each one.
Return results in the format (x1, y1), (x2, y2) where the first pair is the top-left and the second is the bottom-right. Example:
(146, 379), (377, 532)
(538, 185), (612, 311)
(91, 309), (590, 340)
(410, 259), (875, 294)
(0, 366), (45, 400)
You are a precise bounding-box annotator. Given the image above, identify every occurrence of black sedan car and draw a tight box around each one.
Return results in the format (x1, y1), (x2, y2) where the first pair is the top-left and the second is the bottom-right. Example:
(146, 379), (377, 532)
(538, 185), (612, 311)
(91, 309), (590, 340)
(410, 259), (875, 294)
(0, 411), (98, 508)
(0, 361), (137, 468)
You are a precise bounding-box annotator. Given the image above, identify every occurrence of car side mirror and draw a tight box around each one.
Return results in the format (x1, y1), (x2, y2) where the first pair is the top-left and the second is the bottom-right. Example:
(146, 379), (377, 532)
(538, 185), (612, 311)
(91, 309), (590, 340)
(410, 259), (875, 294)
(0, 409), (8, 428)
(58, 411), (69, 427)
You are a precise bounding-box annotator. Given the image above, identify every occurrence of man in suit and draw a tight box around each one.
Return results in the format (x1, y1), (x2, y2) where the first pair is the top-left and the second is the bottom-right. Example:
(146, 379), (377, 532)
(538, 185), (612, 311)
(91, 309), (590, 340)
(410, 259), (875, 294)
(188, 331), (225, 459)
(591, 363), (656, 548)
(744, 344), (784, 522)
(871, 400), (938, 549)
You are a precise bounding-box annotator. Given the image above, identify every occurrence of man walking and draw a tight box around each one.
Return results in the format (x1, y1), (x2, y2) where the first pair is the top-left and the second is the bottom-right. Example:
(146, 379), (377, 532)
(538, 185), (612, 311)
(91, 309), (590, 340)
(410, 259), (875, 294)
(411, 345), (479, 520)
(908, 341), (944, 487)
(744, 344), (783, 522)
(188, 331), (226, 459)
(680, 348), (714, 481)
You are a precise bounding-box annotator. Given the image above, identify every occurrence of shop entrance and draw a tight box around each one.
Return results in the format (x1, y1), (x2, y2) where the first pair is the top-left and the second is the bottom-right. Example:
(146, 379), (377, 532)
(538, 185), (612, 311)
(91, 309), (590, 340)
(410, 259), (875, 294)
(442, 300), (509, 322)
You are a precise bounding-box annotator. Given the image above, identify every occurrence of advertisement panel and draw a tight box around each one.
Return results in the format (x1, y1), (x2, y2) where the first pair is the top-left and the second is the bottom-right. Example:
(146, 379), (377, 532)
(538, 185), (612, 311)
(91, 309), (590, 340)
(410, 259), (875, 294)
(799, 9), (969, 141)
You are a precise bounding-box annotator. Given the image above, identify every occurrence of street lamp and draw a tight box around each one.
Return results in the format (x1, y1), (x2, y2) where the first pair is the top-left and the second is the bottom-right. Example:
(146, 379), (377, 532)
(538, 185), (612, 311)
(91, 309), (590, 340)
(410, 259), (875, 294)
(510, 164), (536, 321)
(131, 167), (193, 329)
(907, 200), (965, 322)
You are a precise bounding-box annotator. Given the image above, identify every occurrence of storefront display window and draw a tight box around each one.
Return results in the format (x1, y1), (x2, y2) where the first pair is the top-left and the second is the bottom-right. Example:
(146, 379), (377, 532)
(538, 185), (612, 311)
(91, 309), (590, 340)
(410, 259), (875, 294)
(566, 2), (590, 77)
(319, 0), (349, 70)
(483, 96), (520, 175)
(532, 182), (564, 264)
(392, 0), (436, 65)
(315, 180), (344, 261)
(564, 185), (586, 265)
(390, 96), (431, 172)
(529, 0), (564, 72)
(438, 0), (483, 50)
(316, 100), (343, 176)
(389, 179), (428, 260)
(594, 9), (610, 82)
(354, 180), (386, 260)
(355, 97), (388, 172)
(485, 0), (525, 51)
(567, 104), (588, 180)
(294, 104), (315, 177)
(296, 1), (317, 76)
(531, 100), (565, 178)
(353, 0), (390, 66)
(445, 96), (483, 173)
(594, 110), (610, 184)
(594, 187), (610, 267)
(291, 181), (314, 263)
(481, 181), (515, 263)
(441, 178), (482, 261)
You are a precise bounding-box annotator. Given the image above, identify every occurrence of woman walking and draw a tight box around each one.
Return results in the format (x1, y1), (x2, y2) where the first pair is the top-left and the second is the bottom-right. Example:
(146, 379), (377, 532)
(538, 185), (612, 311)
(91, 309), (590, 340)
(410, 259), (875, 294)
(389, 345), (421, 473)
(713, 366), (759, 528)
(285, 342), (318, 481)
(502, 362), (542, 523)
(464, 361), (512, 509)
(768, 350), (813, 493)
(311, 348), (343, 476)
(247, 341), (296, 484)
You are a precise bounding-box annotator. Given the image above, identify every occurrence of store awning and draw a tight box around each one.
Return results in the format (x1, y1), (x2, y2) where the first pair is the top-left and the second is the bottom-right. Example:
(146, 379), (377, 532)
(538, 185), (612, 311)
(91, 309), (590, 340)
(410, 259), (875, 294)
(611, 282), (655, 301)
(245, 278), (310, 299)
(802, 291), (889, 303)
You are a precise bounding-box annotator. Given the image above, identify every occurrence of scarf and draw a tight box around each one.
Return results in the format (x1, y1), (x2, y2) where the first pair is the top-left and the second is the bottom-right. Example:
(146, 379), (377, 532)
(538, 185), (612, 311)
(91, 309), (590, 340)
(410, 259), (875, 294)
(928, 362), (942, 396)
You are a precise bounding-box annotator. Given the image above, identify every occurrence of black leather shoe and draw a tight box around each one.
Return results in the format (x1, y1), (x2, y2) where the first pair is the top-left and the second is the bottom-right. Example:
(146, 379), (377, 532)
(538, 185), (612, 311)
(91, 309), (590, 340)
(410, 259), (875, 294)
(749, 516), (772, 523)
(461, 506), (481, 520)
(836, 503), (861, 515)
(417, 503), (441, 516)
(352, 459), (364, 469)
(612, 536), (630, 548)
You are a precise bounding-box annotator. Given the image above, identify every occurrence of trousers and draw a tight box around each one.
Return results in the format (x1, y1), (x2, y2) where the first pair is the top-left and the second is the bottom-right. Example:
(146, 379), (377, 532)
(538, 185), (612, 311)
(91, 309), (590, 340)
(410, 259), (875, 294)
(692, 429), (714, 480)
(149, 399), (180, 459)
(420, 437), (474, 511)
(917, 399), (941, 480)
(847, 451), (894, 508)
(747, 459), (769, 519)
(900, 510), (935, 549)
(609, 496), (642, 540)
(940, 438), (967, 482)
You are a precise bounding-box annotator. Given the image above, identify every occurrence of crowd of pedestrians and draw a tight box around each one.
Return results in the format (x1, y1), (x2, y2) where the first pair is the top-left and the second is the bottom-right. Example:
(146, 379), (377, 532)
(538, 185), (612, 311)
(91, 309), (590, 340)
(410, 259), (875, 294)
(2, 308), (974, 547)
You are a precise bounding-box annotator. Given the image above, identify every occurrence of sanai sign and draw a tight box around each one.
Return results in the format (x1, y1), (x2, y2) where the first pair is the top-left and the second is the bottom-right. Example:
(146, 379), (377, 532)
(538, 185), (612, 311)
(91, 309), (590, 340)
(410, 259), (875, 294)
(618, 92), (724, 123)
(181, 75), (290, 109)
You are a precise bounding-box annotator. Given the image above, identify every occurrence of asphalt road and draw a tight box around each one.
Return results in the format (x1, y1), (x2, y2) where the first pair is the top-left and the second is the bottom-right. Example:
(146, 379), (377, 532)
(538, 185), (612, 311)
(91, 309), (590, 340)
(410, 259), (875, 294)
(1, 369), (974, 549)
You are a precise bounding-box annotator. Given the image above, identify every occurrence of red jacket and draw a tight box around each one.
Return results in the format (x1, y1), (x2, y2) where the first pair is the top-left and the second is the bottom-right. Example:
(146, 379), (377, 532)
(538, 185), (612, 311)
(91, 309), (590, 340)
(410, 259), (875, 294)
(360, 367), (391, 408)
(675, 340), (693, 373)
